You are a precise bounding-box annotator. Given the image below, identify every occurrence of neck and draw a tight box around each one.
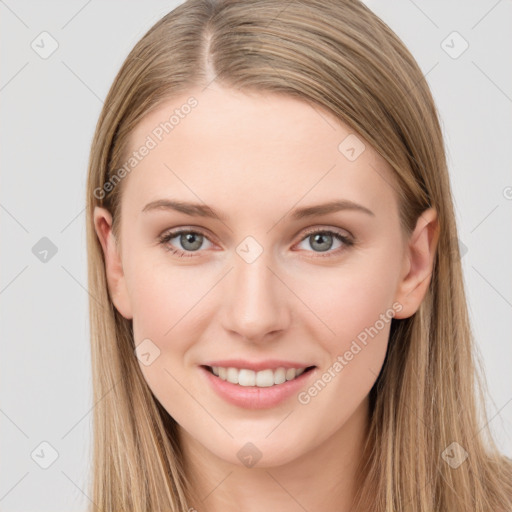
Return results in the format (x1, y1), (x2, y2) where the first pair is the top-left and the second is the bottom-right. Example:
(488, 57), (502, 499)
(179, 396), (371, 512)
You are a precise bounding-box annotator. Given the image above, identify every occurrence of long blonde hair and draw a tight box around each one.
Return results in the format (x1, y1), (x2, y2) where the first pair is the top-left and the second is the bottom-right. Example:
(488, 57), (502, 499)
(85, 1), (512, 510)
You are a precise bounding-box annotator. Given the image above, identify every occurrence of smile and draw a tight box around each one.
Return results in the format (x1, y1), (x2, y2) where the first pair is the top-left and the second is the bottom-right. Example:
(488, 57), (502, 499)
(206, 365), (316, 387)
(199, 364), (318, 409)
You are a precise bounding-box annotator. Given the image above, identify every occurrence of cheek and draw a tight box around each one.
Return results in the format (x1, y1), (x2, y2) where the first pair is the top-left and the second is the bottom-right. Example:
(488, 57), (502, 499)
(291, 261), (396, 434)
(298, 252), (399, 347)
(126, 261), (204, 417)
(292, 248), (400, 397)
(126, 253), (222, 392)
(128, 262), (199, 346)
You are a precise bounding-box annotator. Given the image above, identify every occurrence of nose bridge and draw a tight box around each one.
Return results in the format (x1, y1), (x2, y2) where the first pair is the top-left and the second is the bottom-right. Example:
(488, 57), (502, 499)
(221, 238), (289, 341)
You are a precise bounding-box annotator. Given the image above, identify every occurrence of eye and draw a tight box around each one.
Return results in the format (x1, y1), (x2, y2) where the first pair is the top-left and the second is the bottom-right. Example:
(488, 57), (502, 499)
(158, 227), (354, 259)
(158, 229), (214, 257)
(295, 228), (354, 257)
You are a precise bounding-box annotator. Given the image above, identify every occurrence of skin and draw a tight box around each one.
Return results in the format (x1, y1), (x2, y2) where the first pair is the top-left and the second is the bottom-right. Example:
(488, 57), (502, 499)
(94, 83), (439, 512)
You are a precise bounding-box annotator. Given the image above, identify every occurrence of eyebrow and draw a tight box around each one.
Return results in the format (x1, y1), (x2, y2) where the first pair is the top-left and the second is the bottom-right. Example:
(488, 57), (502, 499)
(141, 198), (375, 220)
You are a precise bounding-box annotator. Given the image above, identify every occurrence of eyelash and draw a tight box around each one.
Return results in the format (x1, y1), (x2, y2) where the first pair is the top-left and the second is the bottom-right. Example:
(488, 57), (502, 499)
(158, 227), (354, 259)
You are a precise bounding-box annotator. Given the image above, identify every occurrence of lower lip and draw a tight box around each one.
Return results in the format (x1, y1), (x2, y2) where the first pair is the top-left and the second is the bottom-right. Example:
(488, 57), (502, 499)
(199, 365), (317, 410)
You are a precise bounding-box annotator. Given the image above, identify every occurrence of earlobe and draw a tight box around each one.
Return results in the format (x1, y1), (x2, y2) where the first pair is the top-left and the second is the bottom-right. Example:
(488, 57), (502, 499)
(93, 206), (133, 319)
(393, 208), (440, 319)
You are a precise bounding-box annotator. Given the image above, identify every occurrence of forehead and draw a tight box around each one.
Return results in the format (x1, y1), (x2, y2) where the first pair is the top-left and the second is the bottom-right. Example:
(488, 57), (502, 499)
(120, 85), (398, 222)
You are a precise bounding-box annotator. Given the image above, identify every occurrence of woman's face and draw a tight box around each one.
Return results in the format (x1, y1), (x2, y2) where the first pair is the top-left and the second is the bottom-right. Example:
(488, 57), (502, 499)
(94, 84), (437, 468)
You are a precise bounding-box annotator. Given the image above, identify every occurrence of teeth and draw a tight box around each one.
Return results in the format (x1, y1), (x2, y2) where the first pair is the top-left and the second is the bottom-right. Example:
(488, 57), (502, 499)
(210, 366), (309, 387)
(240, 369), (256, 386)
(226, 367), (239, 383)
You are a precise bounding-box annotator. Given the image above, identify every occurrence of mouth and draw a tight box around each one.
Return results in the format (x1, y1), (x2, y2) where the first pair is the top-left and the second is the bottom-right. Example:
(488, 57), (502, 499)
(201, 364), (317, 388)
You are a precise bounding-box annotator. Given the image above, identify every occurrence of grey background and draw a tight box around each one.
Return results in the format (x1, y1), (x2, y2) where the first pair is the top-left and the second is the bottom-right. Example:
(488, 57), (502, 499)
(1, 1), (511, 510)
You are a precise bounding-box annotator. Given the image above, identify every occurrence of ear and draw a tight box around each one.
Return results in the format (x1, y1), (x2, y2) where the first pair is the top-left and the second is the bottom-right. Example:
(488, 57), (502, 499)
(93, 206), (133, 319)
(393, 208), (440, 319)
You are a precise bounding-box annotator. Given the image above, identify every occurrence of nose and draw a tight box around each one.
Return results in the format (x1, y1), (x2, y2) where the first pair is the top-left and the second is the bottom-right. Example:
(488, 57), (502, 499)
(220, 248), (291, 343)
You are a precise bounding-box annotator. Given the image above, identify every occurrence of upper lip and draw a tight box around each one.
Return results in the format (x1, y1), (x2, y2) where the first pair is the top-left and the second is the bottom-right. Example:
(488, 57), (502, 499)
(201, 359), (316, 372)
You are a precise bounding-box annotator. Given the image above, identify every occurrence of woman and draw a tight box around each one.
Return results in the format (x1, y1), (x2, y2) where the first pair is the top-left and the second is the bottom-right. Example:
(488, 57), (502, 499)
(85, 0), (512, 510)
